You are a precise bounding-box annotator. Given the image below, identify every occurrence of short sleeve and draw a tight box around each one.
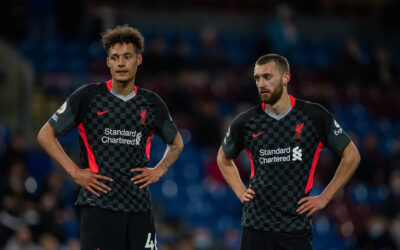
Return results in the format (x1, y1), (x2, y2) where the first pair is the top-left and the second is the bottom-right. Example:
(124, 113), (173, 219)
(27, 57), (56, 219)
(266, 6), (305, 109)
(152, 94), (178, 144)
(48, 85), (90, 136)
(221, 115), (245, 159)
(317, 106), (351, 154)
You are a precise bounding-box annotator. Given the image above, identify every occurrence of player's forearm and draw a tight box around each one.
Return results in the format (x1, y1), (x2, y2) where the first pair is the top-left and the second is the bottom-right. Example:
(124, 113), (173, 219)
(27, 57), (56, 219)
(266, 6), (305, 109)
(38, 123), (80, 177)
(321, 142), (360, 201)
(158, 132), (184, 171)
(217, 147), (246, 200)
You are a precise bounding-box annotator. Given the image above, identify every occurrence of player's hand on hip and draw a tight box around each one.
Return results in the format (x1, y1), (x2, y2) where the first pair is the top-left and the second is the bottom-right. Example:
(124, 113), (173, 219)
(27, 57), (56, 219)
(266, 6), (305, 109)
(240, 185), (255, 203)
(71, 168), (113, 197)
(130, 166), (166, 189)
(297, 195), (330, 217)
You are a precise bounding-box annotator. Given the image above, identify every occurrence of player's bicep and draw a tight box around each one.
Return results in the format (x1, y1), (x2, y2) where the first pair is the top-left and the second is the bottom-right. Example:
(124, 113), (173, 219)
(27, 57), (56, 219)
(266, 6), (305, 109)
(221, 119), (244, 159)
(318, 108), (351, 154)
(153, 97), (178, 144)
(43, 122), (59, 137)
(338, 141), (359, 159)
(217, 146), (234, 166)
(48, 98), (78, 136)
(48, 85), (92, 136)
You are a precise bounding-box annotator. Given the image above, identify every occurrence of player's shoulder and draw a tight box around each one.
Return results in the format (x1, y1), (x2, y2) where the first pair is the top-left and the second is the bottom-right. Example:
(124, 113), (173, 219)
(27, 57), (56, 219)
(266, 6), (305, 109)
(136, 87), (165, 103)
(231, 104), (262, 126)
(294, 98), (331, 116)
(136, 86), (154, 97)
(70, 82), (107, 98)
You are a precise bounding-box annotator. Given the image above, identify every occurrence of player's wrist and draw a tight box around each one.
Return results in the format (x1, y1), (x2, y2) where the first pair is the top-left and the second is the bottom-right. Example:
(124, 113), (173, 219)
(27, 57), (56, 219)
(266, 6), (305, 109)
(237, 188), (246, 202)
(68, 166), (80, 179)
(155, 164), (167, 177)
(320, 192), (332, 204)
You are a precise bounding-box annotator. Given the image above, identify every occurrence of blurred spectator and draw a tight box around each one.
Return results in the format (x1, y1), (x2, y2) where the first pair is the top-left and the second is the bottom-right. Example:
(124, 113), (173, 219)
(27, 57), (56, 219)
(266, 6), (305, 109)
(331, 36), (368, 87)
(355, 214), (397, 250)
(38, 232), (60, 250)
(28, 0), (55, 41)
(265, 3), (298, 55)
(388, 138), (400, 173)
(357, 133), (387, 185)
(42, 171), (76, 209)
(196, 26), (227, 71)
(169, 71), (196, 115)
(65, 238), (80, 250)
(368, 43), (398, 87)
(204, 151), (225, 185)
(222, 228), (241, 250)
(192, 227), (213, 250)
(0, 0), (29, 41)
(143, 36), (171, 74)
(35, 192), (66, 243)
(382, 169), (400, 218)
(171, 39), (193, 72)
(54, 0), (85, 41)
(390, 215), (400, 250)
(4, 226), (39, 250)
(3, 162), (28, 198)
(177, 234), (195, 250)
(193, 100), (221, 148)
(0, 194), (24, 246)
(0, 131), (28, 176)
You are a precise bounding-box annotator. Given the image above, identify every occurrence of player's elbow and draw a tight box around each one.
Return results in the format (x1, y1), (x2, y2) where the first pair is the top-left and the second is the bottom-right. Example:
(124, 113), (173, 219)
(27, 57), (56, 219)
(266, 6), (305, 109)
(345, 143), (361, 168)
(350, 144), (361, 166)
(175, 132), (184, 153)
(217, 147), (228, 169)
(353, 150), (361, 167)
(37, 126), (46, 146)
(217, 154), (223, 169)
(37, 123), (56, 147)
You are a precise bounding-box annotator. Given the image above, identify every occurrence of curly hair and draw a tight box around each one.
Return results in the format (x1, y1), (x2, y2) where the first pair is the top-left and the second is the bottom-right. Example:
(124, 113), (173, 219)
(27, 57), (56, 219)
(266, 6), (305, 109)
(101, 25), (144, 54)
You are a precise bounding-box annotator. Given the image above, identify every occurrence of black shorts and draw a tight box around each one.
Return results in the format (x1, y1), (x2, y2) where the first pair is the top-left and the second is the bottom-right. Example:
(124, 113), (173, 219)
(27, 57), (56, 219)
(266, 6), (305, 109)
(240, 227), (313, 250)
(80, 206), (157, 250)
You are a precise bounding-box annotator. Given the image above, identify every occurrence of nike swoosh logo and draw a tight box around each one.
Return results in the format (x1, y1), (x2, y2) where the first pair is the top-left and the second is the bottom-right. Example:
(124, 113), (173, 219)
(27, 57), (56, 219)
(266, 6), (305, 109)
(97, 110), (111, 115)
(252, 131), (265, 137)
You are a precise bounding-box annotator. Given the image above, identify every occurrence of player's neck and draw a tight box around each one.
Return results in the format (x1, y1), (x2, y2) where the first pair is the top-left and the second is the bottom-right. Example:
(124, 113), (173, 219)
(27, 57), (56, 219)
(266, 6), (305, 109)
(264, 94), (291, 115)
(111, 79), (136, 96)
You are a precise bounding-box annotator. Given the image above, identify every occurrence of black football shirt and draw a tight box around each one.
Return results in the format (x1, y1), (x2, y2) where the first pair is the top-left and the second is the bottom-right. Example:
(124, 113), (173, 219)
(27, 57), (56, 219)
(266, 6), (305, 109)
(48, 80), (178, 212)
(222, 95), (351, 232)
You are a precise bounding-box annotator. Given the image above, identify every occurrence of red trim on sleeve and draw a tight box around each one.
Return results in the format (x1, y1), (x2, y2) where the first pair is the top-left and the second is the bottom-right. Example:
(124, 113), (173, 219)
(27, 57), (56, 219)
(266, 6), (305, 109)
(244, 146), (255, 179)
(77, 123), (99, 173)
(289, 95), (296, 107)
(146, 130), (156, 160)
(304, 142), (324, 194)
(106, 80), (112, 91)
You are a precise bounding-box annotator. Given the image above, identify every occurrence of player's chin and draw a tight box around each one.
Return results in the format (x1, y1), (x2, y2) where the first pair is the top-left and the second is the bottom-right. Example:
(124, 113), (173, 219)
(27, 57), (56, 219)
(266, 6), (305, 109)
(114, 74), (132, 82)
(114, 76), (129, 82)
(260, 96), (270, 103)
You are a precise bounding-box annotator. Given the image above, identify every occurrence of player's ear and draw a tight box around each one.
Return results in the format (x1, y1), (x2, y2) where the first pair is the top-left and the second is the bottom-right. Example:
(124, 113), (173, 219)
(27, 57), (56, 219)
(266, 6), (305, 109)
(137, 54), (143, 66)
(106, 56), (110, 68)
(283, 72), (290, 85)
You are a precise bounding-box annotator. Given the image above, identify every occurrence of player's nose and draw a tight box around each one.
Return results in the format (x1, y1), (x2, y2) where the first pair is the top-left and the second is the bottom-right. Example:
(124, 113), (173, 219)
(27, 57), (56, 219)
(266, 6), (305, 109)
(117, 58), (126, 66)
(256, 78), (268, 88)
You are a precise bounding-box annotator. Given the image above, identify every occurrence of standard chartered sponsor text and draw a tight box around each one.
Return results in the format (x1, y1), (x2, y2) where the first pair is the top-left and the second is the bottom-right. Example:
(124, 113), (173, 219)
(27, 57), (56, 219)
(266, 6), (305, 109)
(102, 128), (142, 146)
(259, 146), (302, 164)
(260, 147), (291, 156)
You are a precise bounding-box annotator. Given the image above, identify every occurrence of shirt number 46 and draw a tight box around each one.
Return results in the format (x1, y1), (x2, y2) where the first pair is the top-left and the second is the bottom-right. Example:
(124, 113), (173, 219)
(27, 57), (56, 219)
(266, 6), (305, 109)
(145, 233), (158, 250)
